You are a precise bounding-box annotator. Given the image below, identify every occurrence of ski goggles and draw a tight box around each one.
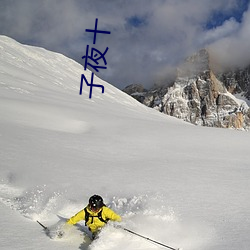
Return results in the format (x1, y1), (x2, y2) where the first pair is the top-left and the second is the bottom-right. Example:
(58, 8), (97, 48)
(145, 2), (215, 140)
(89, 204), (101, 212)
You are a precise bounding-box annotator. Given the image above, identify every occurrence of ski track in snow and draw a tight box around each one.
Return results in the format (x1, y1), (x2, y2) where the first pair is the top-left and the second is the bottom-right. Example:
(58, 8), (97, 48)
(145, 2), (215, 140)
(0, 180), (211, 250)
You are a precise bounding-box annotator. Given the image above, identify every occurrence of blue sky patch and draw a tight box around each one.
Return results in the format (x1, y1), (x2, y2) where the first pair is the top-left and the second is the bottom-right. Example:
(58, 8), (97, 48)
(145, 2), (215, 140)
(206, 0), (249, 29)
(126, 15), (148, 28)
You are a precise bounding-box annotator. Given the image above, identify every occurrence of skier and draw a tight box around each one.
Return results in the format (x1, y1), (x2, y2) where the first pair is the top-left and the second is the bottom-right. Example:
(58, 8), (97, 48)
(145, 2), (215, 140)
(66, 194), (121, 239)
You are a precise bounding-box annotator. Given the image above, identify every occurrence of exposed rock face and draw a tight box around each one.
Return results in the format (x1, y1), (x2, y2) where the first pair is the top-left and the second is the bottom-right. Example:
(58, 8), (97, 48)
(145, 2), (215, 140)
(122, 84), (147, 103)
(123, 49), (250, 130)
(123, 84), (146, 95)
(217, 66), (250, 99)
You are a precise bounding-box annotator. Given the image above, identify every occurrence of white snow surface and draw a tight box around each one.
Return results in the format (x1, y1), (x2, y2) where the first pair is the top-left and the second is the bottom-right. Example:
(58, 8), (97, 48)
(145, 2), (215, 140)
(0, 35), (250, 250)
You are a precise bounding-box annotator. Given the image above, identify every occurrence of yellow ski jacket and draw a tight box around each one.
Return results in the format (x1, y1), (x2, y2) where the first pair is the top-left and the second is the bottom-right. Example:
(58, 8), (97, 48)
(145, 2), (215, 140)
(67, 206), (121, 233)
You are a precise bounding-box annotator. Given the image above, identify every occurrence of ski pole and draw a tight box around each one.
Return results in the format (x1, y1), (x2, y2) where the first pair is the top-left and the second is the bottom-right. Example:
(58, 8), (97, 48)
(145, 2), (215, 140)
(122, 227), (180, 250)
(37, 220), (48, 231)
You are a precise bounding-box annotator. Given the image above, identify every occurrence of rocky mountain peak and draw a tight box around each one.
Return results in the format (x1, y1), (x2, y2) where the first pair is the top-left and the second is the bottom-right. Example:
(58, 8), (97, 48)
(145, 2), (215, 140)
(177, 49), (210, 78)
(123, 49), (250, 130)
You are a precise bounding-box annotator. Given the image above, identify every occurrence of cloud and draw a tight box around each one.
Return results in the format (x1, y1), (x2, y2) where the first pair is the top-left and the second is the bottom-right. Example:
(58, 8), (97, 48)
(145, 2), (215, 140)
(200, 18), (240, 45)
(0, 0), (249, 89)
(209, 3), (250, 69)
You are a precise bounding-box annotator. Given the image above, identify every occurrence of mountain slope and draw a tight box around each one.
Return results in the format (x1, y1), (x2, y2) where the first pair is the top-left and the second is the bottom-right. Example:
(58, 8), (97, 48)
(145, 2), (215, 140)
(0, 36), (250, 250)
(124, 49), (250, 129)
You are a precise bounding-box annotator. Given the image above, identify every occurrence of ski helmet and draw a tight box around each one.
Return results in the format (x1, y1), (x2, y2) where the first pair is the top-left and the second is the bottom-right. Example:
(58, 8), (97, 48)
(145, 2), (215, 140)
(89, 195), (104, 210)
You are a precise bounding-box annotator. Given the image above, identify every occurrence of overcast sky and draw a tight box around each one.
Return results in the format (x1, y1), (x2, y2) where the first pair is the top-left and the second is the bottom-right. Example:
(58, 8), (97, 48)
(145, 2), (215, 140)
(0, 0), (249, 89)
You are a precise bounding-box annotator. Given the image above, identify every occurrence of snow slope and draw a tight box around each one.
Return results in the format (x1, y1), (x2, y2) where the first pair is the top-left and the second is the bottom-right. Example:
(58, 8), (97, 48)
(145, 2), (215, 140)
(0, 35), (250, 250)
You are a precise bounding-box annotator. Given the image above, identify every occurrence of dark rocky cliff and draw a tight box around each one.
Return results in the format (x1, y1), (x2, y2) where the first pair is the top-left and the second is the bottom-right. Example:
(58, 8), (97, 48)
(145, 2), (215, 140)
(123, 49), (250, 130)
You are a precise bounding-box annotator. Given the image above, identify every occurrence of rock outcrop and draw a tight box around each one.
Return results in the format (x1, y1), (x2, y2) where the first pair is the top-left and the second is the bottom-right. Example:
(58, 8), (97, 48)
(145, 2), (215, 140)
(124, 49), (250, 130)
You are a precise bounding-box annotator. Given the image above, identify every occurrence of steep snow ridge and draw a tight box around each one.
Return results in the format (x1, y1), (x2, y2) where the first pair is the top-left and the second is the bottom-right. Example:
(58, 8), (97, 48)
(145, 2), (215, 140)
(0, 35), (144, 107)
(0, 35), (148, 134)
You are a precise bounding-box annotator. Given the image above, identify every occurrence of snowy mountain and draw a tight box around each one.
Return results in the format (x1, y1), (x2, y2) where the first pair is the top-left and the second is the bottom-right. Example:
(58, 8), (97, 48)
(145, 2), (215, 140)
(217, 65), (250, 100)
(1, 36), (250, 250)
(124, 49), (250, 130)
